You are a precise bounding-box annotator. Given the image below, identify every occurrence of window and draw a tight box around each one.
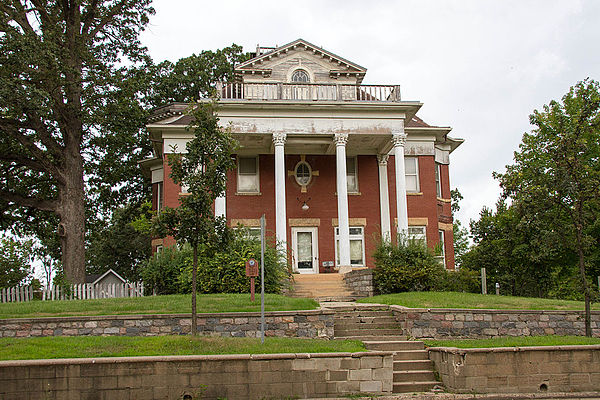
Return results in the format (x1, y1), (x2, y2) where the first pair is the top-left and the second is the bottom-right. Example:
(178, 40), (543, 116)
(291, 69), (309, 83)
(234, 226), (261, 240)
(435, 163), (442, 198)
(155, 245), (163, 255)
(438, 229), (446, 267)
(335, 226), (365, 266)
(237, 157), (259, 193)
(408, 226), (426, 245)
(405, 157), (420, 192)
(156, 182), (163, 211)
(294, 161), (312, 186)
(346, 157), (358, 193)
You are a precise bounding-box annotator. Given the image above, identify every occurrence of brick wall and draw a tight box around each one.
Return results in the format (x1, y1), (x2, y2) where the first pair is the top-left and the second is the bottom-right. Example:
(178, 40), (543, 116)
(0, 310), (334, 339)
(343, 268), (374, 298)
(429, 345), (600, 393)
(0, 352), (394, 399)
(391, 307), (600, 339)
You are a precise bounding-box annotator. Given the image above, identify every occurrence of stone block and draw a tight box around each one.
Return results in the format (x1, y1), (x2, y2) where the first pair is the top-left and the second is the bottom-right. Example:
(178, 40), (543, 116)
(335, 380), (360, 393)
(328, 369), (348, 381)
(349, 368), (372, 381)
(360, 380), (382, 392)
(340, 357), (360, 370)
(292, 358), (316, 370)
(360, 356), (382, 369)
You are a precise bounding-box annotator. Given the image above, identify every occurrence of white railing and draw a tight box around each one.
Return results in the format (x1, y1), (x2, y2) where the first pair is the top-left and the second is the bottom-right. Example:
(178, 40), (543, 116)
(217, 82), (401, 102)
(0, 282), (144, 303)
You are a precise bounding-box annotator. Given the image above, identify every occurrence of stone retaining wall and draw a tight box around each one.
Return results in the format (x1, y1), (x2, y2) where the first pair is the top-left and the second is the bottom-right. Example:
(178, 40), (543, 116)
(429, 345), (600, 394)
(0, 310), (334, 339)
(343, 268), (374, 298)
(391, 307), (600, 339)
(0, 352), (394, 399)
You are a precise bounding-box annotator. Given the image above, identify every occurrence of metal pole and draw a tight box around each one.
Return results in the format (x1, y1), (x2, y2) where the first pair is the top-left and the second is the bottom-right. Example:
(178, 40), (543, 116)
(481, 268), (487, 295)
(495, 282), (500, 296)
(260, 214), (266, 344)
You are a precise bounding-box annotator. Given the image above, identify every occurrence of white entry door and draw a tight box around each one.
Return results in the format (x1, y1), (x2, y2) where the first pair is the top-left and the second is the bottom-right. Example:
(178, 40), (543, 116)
(291, 227), (319, 274)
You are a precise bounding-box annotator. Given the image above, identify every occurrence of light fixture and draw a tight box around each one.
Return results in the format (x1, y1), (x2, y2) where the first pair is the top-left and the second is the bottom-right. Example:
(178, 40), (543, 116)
(297, 197), (311, 211)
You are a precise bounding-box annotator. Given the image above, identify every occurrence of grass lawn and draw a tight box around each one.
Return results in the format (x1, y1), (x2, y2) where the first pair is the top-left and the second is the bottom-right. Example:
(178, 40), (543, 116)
(0, 336), (365, 361)
(0, 294), (319, 319)
(424, 335), (600, 348)
(357, 291), (600, 310)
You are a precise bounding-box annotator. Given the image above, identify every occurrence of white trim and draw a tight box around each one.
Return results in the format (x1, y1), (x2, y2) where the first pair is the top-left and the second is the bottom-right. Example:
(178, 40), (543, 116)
(334, 226), (366, 267)
(291, 227), (319, 274)
(435, 163), (442, 198)
(92, 269), (127, 285)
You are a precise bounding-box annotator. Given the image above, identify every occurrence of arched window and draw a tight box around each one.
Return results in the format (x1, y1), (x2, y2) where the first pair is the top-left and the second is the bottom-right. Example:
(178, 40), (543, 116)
(291, 69), (310, 83)
(295, 161), (312, 186)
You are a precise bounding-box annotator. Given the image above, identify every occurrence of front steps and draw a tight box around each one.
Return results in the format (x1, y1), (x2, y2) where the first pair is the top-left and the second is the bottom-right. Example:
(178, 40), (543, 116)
(290, 274), (356, 301)
(329, 305), (442, 394)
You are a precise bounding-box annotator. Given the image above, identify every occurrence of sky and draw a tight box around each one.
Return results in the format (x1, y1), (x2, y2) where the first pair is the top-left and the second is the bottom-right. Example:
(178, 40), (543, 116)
(140, 0), (600, 226)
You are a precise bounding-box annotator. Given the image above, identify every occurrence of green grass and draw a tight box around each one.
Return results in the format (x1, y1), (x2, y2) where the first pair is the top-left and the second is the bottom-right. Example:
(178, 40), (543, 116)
(357, 291), (600, 310)
(0, 294), (319, 319)
(424, 335), (600, 349)
(0, 336), (365, 360)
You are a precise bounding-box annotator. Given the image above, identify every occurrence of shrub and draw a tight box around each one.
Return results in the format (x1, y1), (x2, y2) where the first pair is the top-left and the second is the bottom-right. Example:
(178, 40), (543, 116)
(373, 239), (444, 294)
(435, 267), (480, 293)
(141, 246), (191, 295)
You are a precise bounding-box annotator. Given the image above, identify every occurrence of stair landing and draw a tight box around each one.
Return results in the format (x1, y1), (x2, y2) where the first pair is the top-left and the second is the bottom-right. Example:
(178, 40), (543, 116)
(289, 273), (356, 301)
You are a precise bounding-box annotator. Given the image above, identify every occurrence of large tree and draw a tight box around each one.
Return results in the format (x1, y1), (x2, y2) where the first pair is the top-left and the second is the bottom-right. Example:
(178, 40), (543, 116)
(496, 79), (600, 336)
(0, 0), (154, 283)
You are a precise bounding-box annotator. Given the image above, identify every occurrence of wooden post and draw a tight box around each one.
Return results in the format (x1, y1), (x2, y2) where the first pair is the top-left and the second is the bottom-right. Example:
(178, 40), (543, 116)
(481, 268), (487, 295)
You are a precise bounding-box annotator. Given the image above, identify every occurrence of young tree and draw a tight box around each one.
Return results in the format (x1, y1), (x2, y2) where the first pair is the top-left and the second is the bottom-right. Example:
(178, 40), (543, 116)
(0, 1), (154, 283)
(496, 79), (600, 336)
(0, 236), (34, 289)
(153, 102), (236, 335)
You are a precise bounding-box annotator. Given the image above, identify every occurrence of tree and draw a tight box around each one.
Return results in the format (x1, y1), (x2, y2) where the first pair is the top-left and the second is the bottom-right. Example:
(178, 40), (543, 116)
(0, 235), (34, 288)
(153, 101), (236, 335)
(450, 189), (470, 266)
(496, 79), (600, 336)
(0, 1), (154, 283)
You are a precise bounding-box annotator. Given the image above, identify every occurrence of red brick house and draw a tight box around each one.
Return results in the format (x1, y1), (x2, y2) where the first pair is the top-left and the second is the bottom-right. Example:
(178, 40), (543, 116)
(142, 39), (462, 272)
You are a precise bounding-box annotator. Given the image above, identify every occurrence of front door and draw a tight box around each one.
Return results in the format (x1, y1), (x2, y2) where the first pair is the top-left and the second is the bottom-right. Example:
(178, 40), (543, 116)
(291, 227), (319, 274)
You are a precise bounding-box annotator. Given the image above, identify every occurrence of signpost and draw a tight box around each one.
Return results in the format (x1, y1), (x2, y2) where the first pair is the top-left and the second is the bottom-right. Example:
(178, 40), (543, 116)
(245, 258), (259, 302)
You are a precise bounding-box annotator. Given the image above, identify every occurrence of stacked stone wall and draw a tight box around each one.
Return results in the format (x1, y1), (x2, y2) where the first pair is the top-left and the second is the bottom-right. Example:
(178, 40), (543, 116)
(391, 307), (600, 339)
(429, 345), (600, 393)
(0, 352), (394, 399)
(343, 268), (374, 297)
(0, 310), (334, 339)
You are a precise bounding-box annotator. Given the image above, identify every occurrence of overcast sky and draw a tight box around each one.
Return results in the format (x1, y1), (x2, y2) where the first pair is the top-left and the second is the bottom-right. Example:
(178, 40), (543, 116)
(140, 0), (600, 225)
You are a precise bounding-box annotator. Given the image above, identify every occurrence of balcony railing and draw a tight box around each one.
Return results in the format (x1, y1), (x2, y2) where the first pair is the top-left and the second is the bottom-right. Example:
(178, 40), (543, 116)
(216, 82), (401, 102)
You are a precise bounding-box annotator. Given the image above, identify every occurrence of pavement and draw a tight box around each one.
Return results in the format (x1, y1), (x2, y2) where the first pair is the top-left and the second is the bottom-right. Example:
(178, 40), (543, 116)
(305, 393), (600, 400)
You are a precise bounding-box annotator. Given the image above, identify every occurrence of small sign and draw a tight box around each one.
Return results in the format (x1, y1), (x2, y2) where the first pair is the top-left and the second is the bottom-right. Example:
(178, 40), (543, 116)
(322, 261), (334, 267)
(245, 258), (259, 277)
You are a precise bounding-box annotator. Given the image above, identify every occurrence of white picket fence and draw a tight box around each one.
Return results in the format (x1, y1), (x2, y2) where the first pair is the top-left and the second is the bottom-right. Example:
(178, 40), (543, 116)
(0, 282), (144, 303)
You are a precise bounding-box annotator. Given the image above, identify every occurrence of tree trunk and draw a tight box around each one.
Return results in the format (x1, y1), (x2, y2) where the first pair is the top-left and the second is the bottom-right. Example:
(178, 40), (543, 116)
(192, 245), (198, 336)
(58, 150), (86, 284)
(574, 223), (592, 337)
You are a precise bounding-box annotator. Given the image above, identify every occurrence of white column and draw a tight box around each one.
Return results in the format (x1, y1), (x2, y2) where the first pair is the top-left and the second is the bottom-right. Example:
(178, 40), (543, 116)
(334, 133), (351, 270)
(392, 123), (409, 239)
(273, 133), (287, 249)
(215, 194), (226, 219)
(377, 154), (391, 241)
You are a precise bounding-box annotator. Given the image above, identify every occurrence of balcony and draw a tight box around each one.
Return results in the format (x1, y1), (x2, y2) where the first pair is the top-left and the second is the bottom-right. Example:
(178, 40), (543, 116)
(217, 82), (401, 102)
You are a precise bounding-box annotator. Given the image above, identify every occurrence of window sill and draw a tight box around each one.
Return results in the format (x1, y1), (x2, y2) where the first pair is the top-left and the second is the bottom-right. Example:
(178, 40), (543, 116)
(236, 192), (262, 196)
(407, 192), (423, 196)
(334, 192), (361, 196)
(437, 197), (451, 203)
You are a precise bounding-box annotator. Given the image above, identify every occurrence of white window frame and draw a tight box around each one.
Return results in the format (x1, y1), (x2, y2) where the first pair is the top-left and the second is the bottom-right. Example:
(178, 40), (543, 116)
(237, 156), (260, 193)
(346, 156), (359, 193)
(156, 182), (163, 211)
(438, 229), (446, 268)
(408, 225), (427, 245)
(291, 69), (310, 83)
(334, 226), (366, 267)
(294, 160), (313, 187)
(435, 163), (442, 198)
(405, 157), (420, 193)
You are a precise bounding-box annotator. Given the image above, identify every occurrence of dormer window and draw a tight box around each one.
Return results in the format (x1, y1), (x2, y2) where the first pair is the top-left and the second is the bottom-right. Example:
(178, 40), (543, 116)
(291, 69), (310, 83)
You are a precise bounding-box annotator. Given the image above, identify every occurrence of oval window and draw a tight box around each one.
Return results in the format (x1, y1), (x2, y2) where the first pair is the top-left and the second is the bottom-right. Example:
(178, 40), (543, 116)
(295, 161), (312, 186)
(291, 69), (310, 83)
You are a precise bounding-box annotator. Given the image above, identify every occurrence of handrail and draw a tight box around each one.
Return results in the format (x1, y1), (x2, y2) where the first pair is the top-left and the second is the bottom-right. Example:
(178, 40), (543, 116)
(216, 82), (401, 102)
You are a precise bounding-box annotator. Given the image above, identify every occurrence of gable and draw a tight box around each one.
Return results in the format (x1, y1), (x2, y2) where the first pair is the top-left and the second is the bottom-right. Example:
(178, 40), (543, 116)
(236, 39), (366, 84)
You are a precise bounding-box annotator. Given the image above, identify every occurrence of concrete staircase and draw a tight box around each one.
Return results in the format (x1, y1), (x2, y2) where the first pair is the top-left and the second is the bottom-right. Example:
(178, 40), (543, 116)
(289, 274), (356, 301)
(330, 304), (442, 393)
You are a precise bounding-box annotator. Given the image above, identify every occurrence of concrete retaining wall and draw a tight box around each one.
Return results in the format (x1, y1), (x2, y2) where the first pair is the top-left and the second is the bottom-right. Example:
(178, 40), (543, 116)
(391, 307), (600, 339)
(0, 310), (334, 339)
(0, 352), (394, 399)
(429, 345), (600, 394)
(343, 269), (374, 298)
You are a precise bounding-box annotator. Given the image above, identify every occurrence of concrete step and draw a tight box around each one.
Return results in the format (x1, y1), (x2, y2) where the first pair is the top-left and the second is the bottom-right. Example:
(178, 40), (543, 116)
(394, 360), (433, 371)
(334, 311), (394, 318)
(393, 370), (436, 383)
(334, 328), (404, 336)
(393, 350), (430, 361)
(316, 296), (357, 302)
(393, 381), (440, 393)
(334, 322), (399, 330)
(334, 316), (397, 324)
(335, 335), (407, 341)
(325, 305), (390, 312)
(364, 341), (424, 351)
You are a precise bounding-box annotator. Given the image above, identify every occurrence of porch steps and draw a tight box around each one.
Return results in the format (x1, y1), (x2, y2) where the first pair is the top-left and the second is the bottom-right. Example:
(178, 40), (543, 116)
(289, 274), (356, 301)
(328, 305), (443, 394)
